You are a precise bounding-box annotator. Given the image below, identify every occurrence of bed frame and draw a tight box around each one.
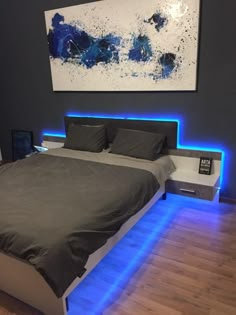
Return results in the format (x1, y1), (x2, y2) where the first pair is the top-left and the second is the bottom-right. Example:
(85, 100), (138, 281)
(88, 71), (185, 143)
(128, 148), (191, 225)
(0, 117), (178, 315)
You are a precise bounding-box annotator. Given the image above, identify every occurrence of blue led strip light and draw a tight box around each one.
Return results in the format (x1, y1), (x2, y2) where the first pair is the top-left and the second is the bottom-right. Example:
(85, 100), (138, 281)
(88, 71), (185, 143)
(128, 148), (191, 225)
(43, 131), (66, 138)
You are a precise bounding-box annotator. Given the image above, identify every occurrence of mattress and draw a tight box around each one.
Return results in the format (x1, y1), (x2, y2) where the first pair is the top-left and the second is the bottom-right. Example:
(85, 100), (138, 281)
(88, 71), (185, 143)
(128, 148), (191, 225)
(0, 150), (175, 298)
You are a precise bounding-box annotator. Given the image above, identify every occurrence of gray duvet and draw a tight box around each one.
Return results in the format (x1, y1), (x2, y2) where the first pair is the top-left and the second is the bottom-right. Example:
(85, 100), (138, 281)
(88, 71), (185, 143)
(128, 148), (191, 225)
(0, 154), (159, 297)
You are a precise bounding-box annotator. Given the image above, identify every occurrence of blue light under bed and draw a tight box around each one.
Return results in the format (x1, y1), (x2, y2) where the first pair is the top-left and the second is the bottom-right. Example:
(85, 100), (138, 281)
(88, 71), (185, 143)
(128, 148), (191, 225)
(67, 199), (177, 315)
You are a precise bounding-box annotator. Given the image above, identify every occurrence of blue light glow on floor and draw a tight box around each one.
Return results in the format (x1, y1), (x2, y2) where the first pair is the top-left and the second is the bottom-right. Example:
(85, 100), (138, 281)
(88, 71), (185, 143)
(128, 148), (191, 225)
(68, 199), (177, 315)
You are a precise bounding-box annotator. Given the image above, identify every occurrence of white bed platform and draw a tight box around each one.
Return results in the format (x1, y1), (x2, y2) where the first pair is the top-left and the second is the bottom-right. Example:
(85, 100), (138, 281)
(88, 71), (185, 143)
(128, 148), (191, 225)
(0, 184), (165, 315)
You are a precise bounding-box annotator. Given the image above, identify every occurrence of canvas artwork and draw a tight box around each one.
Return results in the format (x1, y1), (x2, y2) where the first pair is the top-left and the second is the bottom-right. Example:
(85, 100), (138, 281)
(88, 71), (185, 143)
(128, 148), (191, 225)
(45, 0), (200, 91)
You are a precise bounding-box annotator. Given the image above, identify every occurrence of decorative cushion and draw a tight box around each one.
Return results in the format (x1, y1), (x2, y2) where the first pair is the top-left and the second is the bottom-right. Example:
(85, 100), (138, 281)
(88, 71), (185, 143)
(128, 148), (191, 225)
(110, 128), (166, 160)
(64, 124), (106, 152)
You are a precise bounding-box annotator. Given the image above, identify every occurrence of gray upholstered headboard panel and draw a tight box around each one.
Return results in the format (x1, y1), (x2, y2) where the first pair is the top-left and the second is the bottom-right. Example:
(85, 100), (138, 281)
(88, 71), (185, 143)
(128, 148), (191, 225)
(64, 117), (178, 149)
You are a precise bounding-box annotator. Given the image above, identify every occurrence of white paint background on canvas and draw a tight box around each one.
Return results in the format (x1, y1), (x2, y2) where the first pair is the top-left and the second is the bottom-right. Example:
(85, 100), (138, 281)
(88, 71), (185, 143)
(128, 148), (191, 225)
(45, 0), (200, 91)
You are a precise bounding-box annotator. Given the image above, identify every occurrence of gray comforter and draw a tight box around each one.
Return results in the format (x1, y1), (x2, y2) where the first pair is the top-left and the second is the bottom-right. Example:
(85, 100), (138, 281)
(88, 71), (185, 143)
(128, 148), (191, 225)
(0, 154), (159, 297)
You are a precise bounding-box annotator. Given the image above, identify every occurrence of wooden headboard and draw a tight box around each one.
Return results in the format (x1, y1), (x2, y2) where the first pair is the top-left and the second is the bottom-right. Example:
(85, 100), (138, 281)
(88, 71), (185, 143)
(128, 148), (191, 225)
(63, 116), (178, 149)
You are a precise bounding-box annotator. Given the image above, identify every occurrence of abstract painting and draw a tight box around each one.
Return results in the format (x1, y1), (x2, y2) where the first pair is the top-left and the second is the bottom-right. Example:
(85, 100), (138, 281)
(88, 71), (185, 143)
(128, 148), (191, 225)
(45, 0), (200, 91)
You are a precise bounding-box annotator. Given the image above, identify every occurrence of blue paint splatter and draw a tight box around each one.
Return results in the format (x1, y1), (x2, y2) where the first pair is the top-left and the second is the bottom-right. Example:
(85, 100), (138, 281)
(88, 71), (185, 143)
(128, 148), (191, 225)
(159, 53), (176, 78)
(145, 12), (168, 32)
(47, 13), (121, 68)
(47, 14), (181, 81)
(81, 34), (120, 68)
(128, 35), (152, 62)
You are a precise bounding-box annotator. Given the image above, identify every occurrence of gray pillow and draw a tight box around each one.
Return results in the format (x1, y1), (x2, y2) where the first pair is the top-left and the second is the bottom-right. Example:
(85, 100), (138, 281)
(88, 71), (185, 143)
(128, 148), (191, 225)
(64, 124), (106, 152)
(110, 128), (166, 160)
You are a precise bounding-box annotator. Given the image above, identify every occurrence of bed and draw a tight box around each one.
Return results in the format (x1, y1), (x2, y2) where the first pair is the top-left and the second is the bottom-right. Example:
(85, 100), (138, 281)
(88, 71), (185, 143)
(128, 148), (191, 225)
(0, 117), (177, 315)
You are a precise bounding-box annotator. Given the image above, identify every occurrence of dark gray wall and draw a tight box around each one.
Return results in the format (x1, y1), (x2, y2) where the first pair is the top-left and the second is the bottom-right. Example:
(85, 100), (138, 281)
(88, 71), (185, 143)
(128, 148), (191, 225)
(0, 0), (236, 199)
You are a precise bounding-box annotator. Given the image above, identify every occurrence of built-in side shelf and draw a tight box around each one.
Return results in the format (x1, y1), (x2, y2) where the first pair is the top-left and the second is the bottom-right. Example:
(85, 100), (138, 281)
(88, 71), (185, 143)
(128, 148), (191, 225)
(166, 149), (222, 202)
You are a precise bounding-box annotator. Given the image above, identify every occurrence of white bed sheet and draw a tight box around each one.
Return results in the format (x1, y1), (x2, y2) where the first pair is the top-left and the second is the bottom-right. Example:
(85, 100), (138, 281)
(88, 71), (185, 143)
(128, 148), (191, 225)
(43, 148), (175, 184)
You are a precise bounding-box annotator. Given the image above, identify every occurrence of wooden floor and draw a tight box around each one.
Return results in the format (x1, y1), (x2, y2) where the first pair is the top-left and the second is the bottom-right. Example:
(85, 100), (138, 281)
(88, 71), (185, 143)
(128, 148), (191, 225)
(0, 194), (236, 315)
